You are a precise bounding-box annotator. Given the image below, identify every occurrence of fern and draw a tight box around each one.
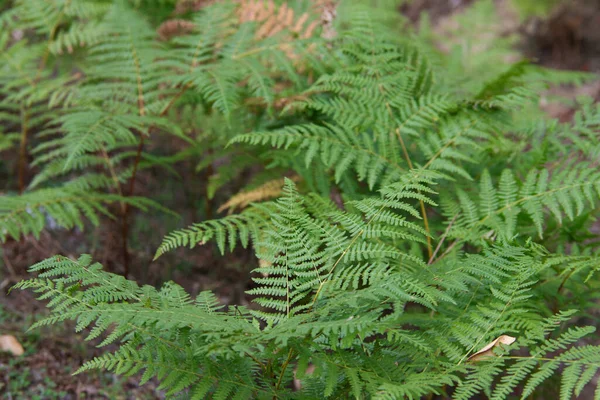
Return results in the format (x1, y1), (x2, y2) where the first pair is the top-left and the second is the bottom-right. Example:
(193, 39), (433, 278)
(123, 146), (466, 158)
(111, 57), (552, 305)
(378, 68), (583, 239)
(443, 164), (600, 244)
(7, 0), (600, 399)
(0, 188), (167, 242)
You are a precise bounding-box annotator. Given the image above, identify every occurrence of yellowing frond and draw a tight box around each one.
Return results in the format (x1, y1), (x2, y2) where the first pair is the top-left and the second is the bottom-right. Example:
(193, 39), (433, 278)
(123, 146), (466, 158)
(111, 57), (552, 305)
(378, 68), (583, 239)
(218, 175), (301, 213)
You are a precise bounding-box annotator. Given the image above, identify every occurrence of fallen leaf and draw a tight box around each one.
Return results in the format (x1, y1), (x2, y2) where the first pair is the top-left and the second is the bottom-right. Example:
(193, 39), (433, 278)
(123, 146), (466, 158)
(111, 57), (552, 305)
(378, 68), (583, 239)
(468, 335), (516, 362)
(0, 335), (24, 356)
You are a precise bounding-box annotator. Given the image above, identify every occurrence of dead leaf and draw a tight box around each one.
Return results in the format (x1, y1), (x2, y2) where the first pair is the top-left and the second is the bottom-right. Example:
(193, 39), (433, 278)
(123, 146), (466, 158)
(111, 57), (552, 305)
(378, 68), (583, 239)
(0, 335), (24, 356)
(468, 335), (516, 362)
(293, 363), (315, 391)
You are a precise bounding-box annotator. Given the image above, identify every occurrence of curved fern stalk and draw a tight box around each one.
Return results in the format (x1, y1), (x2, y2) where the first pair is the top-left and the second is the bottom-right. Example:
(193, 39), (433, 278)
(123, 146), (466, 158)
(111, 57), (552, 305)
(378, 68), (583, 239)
(302, 170), (437, 307)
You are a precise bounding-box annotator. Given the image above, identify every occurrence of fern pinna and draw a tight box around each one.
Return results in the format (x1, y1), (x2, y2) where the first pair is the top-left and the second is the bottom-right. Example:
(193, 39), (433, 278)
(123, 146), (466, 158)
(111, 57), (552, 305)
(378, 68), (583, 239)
(6, 0), (600, 399)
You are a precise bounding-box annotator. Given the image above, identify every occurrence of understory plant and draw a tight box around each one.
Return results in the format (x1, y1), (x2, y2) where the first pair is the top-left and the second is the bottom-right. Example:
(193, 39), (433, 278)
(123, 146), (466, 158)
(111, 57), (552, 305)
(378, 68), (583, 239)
(3, 0), (600, 398)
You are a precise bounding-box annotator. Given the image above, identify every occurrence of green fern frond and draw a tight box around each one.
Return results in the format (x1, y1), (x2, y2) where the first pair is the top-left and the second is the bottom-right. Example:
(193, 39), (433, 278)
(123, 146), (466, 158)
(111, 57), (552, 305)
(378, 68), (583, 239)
(445, 165), (600, 243)
(154, 203), (274, 259)
(0, 188), (167, 242)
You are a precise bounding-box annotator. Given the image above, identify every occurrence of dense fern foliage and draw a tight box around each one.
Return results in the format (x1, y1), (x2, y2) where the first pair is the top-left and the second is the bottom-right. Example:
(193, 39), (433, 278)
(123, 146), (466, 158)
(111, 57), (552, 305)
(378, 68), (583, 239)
(4, 0), (600, 398)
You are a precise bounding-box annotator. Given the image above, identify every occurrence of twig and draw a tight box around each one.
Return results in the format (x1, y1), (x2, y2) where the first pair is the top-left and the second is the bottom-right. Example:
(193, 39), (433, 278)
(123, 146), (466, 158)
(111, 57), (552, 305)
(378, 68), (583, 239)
(434, 239), (459, 264)
(2, 250), (17, 279)
(428, 213), (459, 264)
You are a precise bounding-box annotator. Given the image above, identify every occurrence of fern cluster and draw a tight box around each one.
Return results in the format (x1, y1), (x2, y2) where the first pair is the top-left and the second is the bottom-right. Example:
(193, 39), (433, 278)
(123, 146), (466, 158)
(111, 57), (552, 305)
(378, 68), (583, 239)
(4, 0), (600, 398)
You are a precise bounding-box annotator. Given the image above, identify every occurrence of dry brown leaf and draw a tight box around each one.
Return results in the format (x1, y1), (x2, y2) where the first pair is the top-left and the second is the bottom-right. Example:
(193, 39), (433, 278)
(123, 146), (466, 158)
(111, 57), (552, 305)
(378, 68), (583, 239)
(468, 335), (516, 362)
(157, 19), (196, 41)
(217, 175), (301, 213)
(174, 0), (216, 15)
(0, 335), (24, 356)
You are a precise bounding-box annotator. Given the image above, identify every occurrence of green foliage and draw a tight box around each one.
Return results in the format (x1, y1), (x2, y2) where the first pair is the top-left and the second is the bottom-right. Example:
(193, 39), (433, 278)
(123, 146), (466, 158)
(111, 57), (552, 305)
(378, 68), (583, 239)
(4, 0), (600, 399)
(0, 188), (163, 242)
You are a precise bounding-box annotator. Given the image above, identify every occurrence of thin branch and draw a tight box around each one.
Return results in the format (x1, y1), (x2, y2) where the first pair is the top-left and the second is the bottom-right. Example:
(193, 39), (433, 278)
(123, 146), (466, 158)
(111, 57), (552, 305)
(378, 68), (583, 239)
(428, 213), (459, 265)
(434, 239), (459, 264)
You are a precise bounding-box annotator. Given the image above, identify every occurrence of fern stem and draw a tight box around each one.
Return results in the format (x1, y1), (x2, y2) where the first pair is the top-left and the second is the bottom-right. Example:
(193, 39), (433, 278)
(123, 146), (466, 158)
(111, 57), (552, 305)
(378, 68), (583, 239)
(119, 36), (149, 278)
(428, 213), (459, 264)
(394, 123), (432, 259)
(275, 348), (295, 392)
(121, 136), (145, 277)
(160, 82), (192, 116)
(100, 147), (125, 210)
(420, 201), (432, 258)
(435, 239), (459, 265)
(17, 106), (29, 194)
(385, 84), (433, 258)
(35, 0), (70, 82)
(557, 269), (575, 296)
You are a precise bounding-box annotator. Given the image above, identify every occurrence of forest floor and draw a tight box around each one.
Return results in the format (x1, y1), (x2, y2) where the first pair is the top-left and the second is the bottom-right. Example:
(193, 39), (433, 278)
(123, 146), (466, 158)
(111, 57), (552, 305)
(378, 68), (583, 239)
(1, 1), (599, 399)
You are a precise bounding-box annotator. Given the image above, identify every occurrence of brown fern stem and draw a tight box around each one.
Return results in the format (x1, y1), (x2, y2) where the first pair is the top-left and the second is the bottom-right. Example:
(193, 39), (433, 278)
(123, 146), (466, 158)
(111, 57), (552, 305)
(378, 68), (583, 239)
(119, 42), (149, 277)
(121, 215), (131, 278)
(17, 106), (29, 194)
(128, 137), (146, 197)
(120, 81), (185, 276)
(121, 135), (145, 278)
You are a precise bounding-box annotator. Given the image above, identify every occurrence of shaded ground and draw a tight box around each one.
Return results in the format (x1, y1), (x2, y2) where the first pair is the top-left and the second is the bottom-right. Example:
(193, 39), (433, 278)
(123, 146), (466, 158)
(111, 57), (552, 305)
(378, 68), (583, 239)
(521, 0), (600, 72)
(1, 0), (600, 398)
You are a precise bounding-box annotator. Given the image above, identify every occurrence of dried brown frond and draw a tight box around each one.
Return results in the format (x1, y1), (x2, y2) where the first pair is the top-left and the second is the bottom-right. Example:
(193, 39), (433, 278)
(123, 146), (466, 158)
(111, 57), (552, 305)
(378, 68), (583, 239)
(157, 19), (196, 41)
(236, 0), (321, 41)
(174, 0), (216, 15)
(311, 0), (337, 40)
(218, 175), (301, 213)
